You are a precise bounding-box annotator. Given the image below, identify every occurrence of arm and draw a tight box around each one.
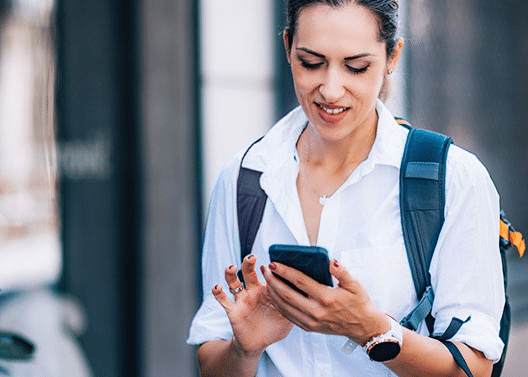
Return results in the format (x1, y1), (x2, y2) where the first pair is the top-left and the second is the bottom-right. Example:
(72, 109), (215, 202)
(198, 339), (261, 377)
(189, 161), (290, 375)
(385, 329), (492, 377)
(197, 256), (293, 377)
(262, 260), (493, 377)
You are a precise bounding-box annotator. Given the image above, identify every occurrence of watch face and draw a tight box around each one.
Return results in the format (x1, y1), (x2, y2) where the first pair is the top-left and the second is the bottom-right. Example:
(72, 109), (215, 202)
(368, 341), (401, 362)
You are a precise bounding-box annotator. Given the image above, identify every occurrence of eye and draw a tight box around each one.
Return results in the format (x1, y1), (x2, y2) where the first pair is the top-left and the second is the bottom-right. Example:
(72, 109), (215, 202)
(346, 65), (369, 74)
(299, 59), (323, 70)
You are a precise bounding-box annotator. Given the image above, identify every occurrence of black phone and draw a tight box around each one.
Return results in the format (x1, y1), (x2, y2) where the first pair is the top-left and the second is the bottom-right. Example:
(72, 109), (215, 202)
(268, 244), (333, 294)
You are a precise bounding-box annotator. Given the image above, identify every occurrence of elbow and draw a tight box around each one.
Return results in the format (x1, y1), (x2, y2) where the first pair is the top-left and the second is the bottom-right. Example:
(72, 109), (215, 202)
(197, 343), (209, 376)
(465, 347), (493, 377)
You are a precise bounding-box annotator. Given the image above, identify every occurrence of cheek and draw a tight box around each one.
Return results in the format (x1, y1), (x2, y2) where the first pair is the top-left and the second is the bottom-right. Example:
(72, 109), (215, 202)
(291, 69), (319, 99)
(346, 74), (384, 101)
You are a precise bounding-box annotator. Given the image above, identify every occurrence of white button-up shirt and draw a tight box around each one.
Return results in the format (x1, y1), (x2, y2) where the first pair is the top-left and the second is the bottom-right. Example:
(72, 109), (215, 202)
(188, 100), (505, 376)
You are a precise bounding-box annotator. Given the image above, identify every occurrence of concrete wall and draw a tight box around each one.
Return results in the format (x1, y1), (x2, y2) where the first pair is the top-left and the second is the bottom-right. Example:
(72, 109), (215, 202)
(140, 0), (200, 376)
(200, 0), (274, 204)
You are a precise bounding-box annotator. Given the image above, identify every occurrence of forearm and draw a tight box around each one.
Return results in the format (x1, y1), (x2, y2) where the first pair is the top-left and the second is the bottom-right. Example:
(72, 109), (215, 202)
(197, 339), (262, 377)
(384, 328), (493, 377)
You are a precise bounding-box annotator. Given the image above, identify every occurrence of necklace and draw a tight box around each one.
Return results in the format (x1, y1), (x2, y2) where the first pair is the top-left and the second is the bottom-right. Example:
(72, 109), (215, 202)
(298, 124), (373, 206)
(319, 195), (329, 206)
(298, 134), (331, 206)
(298, 165), (331, 206)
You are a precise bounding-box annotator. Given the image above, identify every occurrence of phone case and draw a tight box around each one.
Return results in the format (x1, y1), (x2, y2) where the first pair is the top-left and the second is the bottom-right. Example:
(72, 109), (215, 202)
(269, 244), (333, 288)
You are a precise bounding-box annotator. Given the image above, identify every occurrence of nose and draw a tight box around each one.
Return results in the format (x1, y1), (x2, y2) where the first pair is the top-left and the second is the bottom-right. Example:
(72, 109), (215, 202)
(319, 67), (346, 103)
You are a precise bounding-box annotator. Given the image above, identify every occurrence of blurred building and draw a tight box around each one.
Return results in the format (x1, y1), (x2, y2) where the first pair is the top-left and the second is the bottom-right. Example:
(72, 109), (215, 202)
(0, 0), (59, 292)
(1, 0), (526, 376)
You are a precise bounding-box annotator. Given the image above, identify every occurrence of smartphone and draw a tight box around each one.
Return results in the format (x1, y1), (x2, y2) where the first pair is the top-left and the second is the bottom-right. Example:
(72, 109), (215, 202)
(268, 244), (333, 294)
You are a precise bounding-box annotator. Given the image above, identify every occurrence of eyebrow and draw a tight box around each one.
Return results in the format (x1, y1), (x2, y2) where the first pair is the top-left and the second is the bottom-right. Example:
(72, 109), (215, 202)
(296, 47), (373, 61)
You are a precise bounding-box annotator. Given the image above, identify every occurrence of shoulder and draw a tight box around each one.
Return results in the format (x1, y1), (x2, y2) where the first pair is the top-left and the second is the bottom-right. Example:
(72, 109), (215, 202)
(446, 144), (497, 189)
(444, 143), (499, 208)
(240, 106), (308, 172)
(210, 107), (307, 196)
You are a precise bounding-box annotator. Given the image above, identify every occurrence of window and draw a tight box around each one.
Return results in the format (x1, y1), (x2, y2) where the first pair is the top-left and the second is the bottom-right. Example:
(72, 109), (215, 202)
(0, 0), (60, 290)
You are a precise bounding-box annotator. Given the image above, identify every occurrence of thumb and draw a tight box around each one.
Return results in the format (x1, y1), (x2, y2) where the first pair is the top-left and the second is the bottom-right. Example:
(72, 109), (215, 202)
(329, 259), (360, 292)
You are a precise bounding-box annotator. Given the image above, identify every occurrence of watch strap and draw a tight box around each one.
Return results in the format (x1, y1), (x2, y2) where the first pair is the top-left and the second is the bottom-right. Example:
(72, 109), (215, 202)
(363, 316), (403, 362)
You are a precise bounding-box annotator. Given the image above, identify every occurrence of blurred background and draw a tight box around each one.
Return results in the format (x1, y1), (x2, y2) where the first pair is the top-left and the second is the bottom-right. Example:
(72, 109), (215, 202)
(0, 0), (526, 376)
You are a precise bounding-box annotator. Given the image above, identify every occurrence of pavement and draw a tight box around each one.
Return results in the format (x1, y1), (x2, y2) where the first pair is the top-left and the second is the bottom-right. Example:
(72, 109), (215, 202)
(503, 322), (528, 377)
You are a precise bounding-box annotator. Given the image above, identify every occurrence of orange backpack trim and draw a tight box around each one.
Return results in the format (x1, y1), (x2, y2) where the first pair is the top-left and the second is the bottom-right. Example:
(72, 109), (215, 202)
(500, 217), (525, 257)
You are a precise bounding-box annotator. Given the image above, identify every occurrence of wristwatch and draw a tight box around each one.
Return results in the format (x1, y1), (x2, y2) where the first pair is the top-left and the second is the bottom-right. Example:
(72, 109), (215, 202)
(363, 315), (403, 362)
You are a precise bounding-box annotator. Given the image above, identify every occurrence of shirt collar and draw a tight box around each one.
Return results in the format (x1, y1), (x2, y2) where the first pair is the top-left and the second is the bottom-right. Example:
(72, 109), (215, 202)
(367, 99), (409, 169)
(241, 106), (307, 173)
(242, 99), (408, 174)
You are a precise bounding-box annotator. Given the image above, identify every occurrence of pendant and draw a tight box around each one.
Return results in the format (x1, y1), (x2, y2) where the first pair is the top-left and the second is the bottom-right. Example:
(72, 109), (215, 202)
(319, 195), (329, 206)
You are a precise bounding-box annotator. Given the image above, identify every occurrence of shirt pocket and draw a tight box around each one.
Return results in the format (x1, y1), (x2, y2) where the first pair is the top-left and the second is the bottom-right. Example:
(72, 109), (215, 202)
(340, 244), (416, 318)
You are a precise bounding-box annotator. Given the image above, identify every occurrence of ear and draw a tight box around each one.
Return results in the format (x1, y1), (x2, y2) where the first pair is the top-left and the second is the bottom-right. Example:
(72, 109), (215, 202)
(387, 38), (404, 74)
(283, 29), (292, 64)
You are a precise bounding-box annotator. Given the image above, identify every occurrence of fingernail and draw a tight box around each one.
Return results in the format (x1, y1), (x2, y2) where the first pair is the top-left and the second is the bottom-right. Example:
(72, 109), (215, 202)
(228, 265), (236, 271)
(260, 265), (266, 274)
(269, 262), (277, 271)
(213, 284), (220, 292)
(333, 259), (340, 268)
(246, 254), (255, 261)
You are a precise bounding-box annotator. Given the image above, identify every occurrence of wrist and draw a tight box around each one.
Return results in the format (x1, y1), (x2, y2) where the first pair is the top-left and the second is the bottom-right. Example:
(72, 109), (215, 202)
(358, 311), (392, 347)
(230, 337), (265, 361)
(362, 315), (403, 362)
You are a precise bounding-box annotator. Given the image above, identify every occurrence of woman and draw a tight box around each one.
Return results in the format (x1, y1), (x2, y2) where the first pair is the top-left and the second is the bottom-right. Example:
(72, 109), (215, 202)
(187, 1), (504, 376)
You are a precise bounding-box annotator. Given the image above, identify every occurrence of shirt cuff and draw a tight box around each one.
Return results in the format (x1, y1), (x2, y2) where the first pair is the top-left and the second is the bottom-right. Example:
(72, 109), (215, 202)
(434, 311), (504, 362)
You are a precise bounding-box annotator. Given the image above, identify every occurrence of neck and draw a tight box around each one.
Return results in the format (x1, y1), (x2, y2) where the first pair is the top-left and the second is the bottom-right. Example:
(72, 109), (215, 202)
(299, 115), (378, 173)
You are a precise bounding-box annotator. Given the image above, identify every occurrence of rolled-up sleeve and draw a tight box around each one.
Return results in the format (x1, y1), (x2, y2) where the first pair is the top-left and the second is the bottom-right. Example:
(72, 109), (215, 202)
(430, 145), (505, 362)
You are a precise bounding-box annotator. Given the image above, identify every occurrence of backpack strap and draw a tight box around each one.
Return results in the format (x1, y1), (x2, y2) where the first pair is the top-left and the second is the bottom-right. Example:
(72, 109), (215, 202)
(441, 341), (475, 377)
(236, 137), (267, 283)
(399, 127), (452, 334)
(399, 127), (452, 300)
(399, 126), (476, 377)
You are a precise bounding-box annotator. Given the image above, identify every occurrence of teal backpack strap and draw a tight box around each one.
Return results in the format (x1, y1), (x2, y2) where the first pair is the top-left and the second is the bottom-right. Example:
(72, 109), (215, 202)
(442, 341), (474, 377)
(236, 137), (267, 283)
(399, 127), (452, 302)
(399, 127), (452, 333)
(399, 126), (475, 377)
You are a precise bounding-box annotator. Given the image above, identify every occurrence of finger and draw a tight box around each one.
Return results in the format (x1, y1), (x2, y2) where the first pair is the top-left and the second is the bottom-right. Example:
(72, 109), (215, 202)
(224, 265), (244, 296)
(267, 261), (327, 299)
(262, 265), (315, 315)
(329, 259), (361, 293)
(211, 284), (234, 313)
(241, 255), (261, 288)
(263, 266), (319, 330)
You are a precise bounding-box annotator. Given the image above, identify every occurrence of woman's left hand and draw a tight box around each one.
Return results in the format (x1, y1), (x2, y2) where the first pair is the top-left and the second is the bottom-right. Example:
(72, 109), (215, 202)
(262, 258), (389, 346)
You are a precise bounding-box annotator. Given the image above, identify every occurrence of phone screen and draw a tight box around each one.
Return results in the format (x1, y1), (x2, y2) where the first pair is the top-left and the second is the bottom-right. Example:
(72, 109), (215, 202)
(269, 244), (333, 294)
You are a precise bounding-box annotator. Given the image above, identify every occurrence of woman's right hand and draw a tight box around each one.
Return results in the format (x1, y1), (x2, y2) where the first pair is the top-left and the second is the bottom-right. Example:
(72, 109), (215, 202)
(212, 255), (294, 357)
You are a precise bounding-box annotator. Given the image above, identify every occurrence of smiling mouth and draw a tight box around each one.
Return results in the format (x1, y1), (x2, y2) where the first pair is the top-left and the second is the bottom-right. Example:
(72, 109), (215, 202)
(315, 103), (350, 115)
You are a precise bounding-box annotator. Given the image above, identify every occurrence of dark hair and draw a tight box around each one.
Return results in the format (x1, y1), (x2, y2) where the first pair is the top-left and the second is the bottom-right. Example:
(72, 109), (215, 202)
(285, 0), (399, 58)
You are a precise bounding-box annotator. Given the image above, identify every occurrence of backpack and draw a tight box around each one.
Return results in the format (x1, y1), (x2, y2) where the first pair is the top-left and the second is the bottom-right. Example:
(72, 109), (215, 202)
(236, 119), (525, 377)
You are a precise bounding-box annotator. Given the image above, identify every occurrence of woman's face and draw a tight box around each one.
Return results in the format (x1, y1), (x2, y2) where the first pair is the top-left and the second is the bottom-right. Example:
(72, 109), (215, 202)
(285, 2), (401, 142)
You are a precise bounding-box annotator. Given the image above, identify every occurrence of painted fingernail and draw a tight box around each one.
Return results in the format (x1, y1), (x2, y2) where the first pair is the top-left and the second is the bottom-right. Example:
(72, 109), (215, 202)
(228, 265), (236, 271)
(260, 265), (266, 274)
(245, 254), (255, 261)
(213, 284), (220, 292)
(333, 259), (340, 268)
(269, 262), (277, 271)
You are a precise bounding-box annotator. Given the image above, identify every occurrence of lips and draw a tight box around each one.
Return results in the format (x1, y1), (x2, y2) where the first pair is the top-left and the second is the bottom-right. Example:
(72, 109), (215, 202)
(315, 102), (350, 124)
